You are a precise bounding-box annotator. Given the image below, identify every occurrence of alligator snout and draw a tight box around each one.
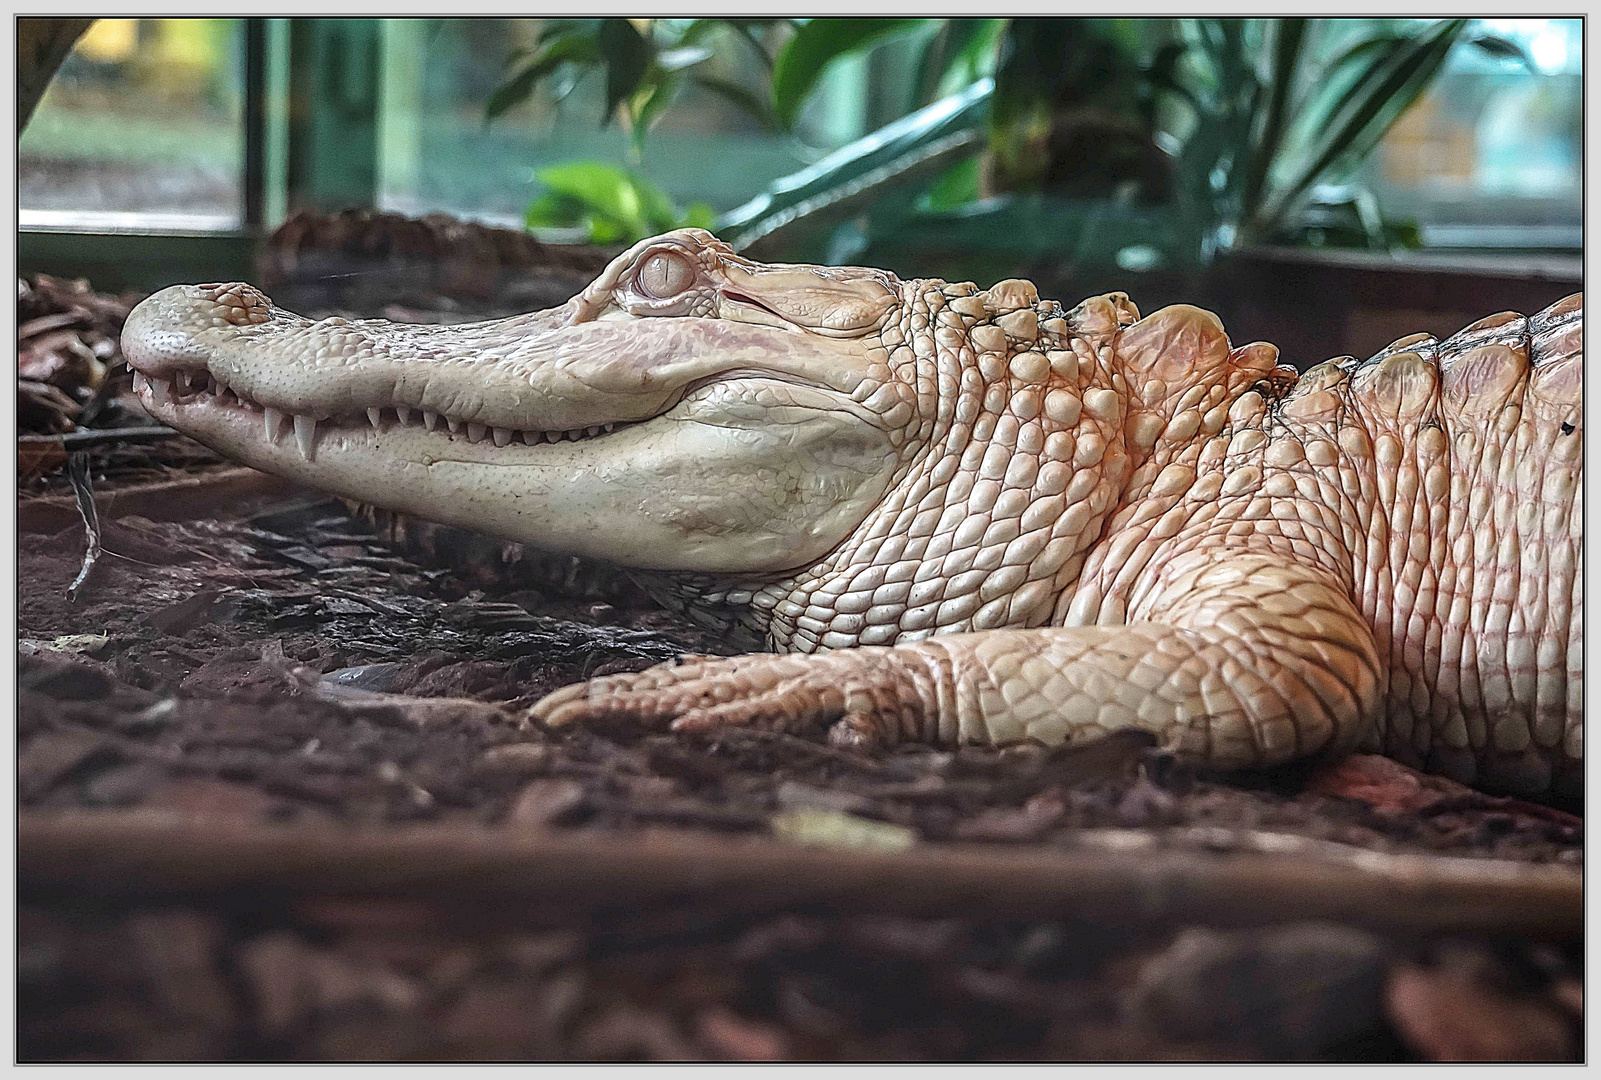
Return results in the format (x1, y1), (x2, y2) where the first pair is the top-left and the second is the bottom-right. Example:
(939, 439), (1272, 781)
(123, 282), (275, 378)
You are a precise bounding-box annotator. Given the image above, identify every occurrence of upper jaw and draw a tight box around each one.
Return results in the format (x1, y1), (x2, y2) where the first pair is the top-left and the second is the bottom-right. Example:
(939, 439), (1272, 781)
(120, 282), (699, 455)
(120, 281), (880, 465)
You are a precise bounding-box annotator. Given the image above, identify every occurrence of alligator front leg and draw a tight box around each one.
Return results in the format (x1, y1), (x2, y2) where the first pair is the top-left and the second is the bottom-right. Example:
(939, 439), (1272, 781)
(533, 556), (1385, 771)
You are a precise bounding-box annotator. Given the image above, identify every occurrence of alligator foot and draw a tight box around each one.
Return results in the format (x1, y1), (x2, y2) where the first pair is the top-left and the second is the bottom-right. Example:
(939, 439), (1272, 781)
(530, 648), (931, 749)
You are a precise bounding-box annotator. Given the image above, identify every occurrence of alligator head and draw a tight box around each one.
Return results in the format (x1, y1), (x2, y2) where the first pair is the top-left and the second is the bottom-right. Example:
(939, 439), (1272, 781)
(122, 229), (909, 575)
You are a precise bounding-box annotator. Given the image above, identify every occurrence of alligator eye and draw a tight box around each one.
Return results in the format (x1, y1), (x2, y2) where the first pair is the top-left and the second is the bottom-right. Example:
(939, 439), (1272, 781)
(637, 251), (695, 299)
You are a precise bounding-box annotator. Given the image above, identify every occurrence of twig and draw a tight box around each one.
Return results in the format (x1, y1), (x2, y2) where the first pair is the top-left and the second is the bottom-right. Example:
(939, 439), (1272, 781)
(18, 467), (297, 534)
(19, 425), (178, 449)
(65, 453), (102, 601)
(326, 587), (408, 619)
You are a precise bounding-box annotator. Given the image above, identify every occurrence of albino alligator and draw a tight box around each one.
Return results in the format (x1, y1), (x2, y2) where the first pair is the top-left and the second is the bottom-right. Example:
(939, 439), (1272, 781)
(121, 229), (1582, 797)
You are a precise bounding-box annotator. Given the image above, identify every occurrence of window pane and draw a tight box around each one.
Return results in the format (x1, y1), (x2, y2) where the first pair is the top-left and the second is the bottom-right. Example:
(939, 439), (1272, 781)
(1360, 18), (1581, 248)
(19, 18), (246, 231)
(376, 19), (861, 229)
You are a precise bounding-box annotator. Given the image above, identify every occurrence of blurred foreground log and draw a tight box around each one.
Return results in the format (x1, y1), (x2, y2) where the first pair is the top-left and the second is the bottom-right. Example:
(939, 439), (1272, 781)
(20, 813), (1581, 939)
(258, 208), (613, 315)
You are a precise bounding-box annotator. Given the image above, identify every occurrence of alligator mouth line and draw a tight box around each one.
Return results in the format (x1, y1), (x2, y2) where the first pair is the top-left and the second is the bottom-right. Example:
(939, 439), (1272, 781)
(132, 368), (631, 460)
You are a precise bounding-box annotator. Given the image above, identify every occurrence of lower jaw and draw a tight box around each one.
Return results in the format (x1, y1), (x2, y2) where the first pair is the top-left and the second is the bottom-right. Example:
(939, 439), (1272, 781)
(136, 394), (696, 564)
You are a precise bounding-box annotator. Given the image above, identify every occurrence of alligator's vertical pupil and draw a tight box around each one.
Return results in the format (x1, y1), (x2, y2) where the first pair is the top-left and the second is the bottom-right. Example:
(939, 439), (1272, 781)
(639, 251), (694, 299)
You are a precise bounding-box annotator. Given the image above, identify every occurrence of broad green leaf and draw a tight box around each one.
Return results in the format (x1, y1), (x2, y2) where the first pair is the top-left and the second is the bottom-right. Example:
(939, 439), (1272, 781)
(523, 191), (588, 230)
(771, 18), (928, 130)
(633, 172), (683, 230)
(528, 159), (704, 244)
(598, 18), (652, 126)
(919, 156), (981, 211)
(1146, 41), (1200, 115)
(681, 202), (717, 230)
(536, 161), (649, 235)
(677, 18), (720, 46)
(583, 213), (627, 246)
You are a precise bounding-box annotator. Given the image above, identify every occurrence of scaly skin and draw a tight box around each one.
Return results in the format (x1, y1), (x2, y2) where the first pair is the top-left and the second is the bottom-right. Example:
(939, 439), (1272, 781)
(121, 230), (1583, 796)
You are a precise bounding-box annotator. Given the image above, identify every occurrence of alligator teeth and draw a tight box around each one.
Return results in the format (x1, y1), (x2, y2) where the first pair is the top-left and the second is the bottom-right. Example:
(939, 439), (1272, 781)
(149, 377), (171, 405)
(367, 407), (383, 430)
(585, 425), (601, 438)
(397, 406), (413, 425)
(176, 371), (192, 390)
(294, 415), (317, 459)
(132, 372), (148, 394)
(493, 427), (513, 447)
(423, 411), (438, 432)
(603, 423), (615, 433)
(446, 417), (462, 434)
(264, 407), (284, 442)
(467, 422), (486, 443)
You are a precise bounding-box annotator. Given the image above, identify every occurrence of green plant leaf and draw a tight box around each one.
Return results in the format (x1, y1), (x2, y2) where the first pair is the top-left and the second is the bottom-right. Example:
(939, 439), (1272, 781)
(485, 33), (600, 121)
(1466, 31), (1535, 70)
(657, 44), (714, 71)
(947, 19), (1006, 83)
(530, 160), (693, 244)
(771, 18), (928, 130)
(1146, 41), (1200, 115)
(629, 72), (684, 157)
(681, 202), (717, 230)
(598, 18), (652, 127)
(1239, 18), (1304, 217)
(1320, 33), (1407, 82)
(911, 21), (954, 108)
(536, 161), (649, 236)
(919, 156), (981, 211)
(538, 19), (594, 46)
(1262, 18), (1465, 232)
(721, 77), (993, 254)
(523, 193), (566, 229)
(583, 213), (627, 246)
(677, 18), (721, 47)
(912, 18), (1004, 108)
(692, 74), (778, 130)
(634, 174), (683, 231)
